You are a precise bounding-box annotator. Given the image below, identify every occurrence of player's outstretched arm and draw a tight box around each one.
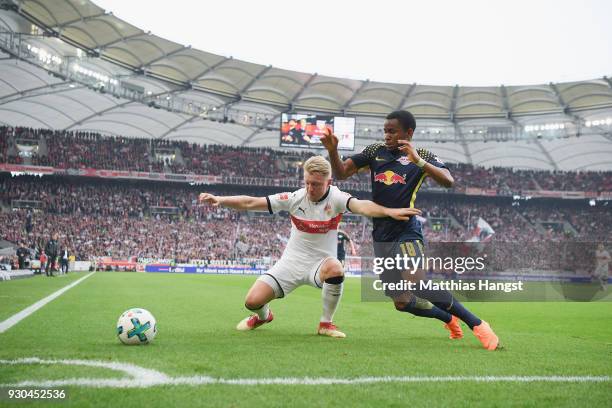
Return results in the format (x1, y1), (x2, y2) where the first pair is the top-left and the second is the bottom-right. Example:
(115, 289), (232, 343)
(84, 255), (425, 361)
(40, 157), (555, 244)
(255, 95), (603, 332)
(198, 193), (269, 211)
(348, 198), (422, 220)
(320, 128), (359, 180)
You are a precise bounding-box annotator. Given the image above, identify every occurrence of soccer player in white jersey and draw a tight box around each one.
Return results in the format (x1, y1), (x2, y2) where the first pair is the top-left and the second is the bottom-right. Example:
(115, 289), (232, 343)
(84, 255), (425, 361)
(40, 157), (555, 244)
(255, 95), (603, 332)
(199, 156), (422, 338)
(594, 243), (610, 291)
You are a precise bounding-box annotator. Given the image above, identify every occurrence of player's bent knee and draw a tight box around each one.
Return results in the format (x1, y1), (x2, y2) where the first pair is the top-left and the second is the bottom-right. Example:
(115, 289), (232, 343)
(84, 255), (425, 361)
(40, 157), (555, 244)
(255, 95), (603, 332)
(324, 275), (344, 284)
(244, 292), (271, 310)
(245, 280), (277, 308)
(244, 297), (266, 311)
(320, 258), (344, 281)
(244, 302), (261, 311)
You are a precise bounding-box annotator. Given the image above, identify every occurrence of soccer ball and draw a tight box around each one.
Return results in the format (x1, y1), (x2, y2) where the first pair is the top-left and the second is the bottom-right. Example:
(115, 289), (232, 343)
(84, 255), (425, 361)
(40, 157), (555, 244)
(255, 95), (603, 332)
(116, 308), (157, 345)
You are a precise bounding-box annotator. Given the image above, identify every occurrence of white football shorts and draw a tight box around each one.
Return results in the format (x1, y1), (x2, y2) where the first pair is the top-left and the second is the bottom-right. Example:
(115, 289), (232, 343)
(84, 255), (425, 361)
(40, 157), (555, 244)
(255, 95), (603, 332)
(258, 256), (334, 298)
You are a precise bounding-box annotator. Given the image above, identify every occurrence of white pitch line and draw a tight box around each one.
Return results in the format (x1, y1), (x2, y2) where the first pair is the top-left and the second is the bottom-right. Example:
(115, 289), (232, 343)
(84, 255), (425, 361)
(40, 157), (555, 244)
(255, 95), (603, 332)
(0, 358), (609, 388)
(0, 272), (96, 333)
(0, 357), (169, 387)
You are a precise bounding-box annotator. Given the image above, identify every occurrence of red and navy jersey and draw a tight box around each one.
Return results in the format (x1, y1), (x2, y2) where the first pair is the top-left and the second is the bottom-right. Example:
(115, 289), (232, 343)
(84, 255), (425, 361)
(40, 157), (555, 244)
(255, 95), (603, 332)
(349, 143), (447, 242)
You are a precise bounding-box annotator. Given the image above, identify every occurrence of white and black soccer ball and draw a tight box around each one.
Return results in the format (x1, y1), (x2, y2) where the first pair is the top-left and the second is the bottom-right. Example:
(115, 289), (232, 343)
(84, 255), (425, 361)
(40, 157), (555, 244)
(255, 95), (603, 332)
(116, 308), (157, 345)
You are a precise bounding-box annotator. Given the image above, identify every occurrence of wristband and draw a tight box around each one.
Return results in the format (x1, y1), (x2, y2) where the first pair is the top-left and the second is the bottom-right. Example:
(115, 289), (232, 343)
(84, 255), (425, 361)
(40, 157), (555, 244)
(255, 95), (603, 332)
(415, 158), (427, 168)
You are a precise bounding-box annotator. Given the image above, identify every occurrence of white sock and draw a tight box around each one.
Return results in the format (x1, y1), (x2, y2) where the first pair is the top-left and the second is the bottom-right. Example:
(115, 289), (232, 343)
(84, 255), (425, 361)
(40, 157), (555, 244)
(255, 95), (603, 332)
(251, 304), (269, 321)
(321, 282), (344, 322)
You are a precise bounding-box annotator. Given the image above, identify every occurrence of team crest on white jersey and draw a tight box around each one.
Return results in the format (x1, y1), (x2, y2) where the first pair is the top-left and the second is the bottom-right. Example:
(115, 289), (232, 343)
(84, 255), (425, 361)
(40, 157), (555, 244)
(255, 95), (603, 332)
(324, 202), (332, 216)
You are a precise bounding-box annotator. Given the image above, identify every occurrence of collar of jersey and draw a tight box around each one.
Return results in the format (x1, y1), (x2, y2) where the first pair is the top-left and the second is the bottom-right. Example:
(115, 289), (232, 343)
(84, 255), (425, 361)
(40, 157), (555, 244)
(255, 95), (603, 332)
(386, 147), (401, 156)
(311, 186), (330, 204)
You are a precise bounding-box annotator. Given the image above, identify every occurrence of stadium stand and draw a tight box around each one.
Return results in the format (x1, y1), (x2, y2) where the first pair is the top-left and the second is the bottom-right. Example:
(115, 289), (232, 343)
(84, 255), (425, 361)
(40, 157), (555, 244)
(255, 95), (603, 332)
(0, 4), (610, 271)
(2, 126), (611, 194)
(1, 174), (609, 264)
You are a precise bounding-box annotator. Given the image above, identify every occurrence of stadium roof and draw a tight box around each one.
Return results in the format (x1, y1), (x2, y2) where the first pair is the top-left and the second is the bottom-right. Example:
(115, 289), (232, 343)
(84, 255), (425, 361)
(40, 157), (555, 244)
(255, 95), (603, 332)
(0, 1), (611, 171)
(6, 0), (612, 118)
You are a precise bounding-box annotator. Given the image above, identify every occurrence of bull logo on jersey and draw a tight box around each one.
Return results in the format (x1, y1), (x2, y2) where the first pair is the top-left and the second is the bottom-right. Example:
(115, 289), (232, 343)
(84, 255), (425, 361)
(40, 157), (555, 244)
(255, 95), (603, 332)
(397, 156), (411, 165)
(374, 170), (406, 185)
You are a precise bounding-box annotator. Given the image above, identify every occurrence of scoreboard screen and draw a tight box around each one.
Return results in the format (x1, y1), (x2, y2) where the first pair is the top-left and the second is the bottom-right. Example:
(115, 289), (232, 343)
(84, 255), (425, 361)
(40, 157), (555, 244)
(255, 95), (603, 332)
(280, 113), (355, 151)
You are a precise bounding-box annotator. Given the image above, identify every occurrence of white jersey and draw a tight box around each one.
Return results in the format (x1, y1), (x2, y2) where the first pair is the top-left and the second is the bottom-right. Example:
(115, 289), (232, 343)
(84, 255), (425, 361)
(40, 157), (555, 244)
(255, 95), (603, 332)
(595, 249), (610, 271)
(267, 186), (353, 263)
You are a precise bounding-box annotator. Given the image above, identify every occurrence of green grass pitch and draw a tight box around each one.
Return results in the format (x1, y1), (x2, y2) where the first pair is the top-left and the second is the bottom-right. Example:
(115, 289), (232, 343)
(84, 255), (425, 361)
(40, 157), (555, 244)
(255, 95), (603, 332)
(0, 272), (611, 407)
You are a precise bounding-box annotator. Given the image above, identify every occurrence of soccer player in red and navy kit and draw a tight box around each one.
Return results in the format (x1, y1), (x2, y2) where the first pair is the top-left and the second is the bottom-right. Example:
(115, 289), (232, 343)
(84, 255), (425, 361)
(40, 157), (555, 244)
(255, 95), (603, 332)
(199, 156), (422, 338)
(321, 110), (500, 350)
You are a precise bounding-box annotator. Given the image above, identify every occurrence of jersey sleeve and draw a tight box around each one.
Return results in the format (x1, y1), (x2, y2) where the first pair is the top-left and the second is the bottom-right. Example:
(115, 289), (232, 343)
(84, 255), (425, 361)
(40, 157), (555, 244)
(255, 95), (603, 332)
(330, 187), (354, 214)
(349, 143), (384, 169)
(267, 191), (298, 214)
(417, 148), (448, 169)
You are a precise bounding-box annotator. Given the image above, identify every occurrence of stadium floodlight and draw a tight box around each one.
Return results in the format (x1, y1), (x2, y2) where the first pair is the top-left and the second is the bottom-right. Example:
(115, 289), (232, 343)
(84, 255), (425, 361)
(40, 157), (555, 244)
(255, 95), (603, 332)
(587, 117), (612, 127)
(26, 44), (62, 65)
(524, 122), (567, 132)
(71, 64), (118, 86)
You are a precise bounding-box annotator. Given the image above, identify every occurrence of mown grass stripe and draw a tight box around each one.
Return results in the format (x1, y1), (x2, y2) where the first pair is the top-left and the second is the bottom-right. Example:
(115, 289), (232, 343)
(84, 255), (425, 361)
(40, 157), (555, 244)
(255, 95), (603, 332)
(0, 272), (96, 333)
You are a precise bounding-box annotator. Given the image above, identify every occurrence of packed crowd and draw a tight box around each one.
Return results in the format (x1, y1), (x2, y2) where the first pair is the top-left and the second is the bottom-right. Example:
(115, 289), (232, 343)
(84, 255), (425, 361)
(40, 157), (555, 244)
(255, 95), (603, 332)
(0, 126), (306, 179)
(164, 142), (303, 179)
(1, 177), (206, 218)
(535, 170), (612, 192)
(2, 126), (612, 193)
(0, 210), (369, 263)
(518, 204), (611, 242)
(1, 176), (609, 265)
(449, 201), (539, 242)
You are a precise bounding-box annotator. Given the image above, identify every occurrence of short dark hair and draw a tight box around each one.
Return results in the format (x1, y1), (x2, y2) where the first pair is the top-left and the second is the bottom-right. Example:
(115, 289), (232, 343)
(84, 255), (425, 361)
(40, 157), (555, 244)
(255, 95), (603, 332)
(386, 110), (416, 132)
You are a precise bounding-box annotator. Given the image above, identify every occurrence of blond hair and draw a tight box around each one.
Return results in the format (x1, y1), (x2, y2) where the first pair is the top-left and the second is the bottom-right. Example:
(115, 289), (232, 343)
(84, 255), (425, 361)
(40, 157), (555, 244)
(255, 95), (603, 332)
(303, 155), (332, 178)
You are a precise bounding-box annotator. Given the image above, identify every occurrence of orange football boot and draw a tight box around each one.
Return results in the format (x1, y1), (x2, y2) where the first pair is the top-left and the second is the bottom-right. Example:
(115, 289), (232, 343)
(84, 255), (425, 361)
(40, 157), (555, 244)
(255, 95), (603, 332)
(472, 320), (500, 350)
(444, 315), (464, 339)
